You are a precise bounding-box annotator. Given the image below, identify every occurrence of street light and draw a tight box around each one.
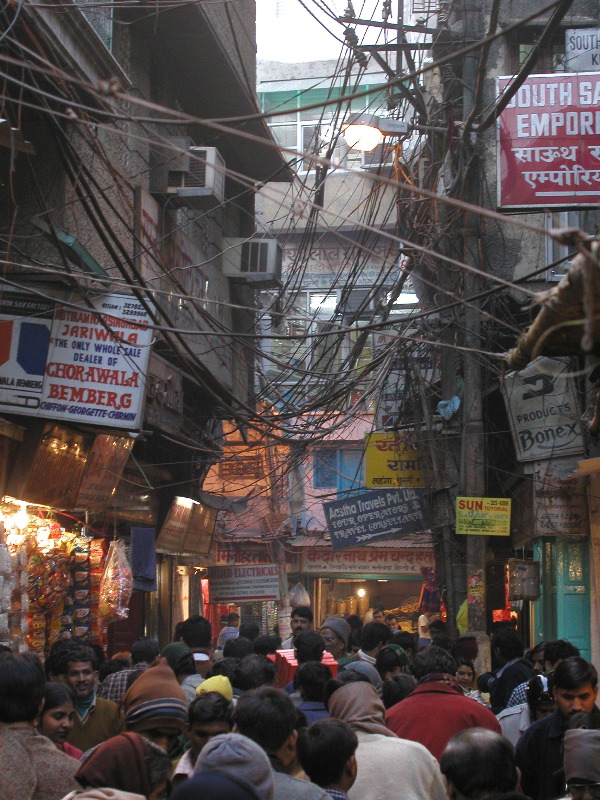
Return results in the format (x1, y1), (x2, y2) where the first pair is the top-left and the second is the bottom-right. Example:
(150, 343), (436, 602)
(342, 113), (410, 151)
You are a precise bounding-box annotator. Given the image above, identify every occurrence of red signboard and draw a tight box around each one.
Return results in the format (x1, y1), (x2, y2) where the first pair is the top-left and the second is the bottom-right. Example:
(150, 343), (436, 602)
(497, 72), (600, 209)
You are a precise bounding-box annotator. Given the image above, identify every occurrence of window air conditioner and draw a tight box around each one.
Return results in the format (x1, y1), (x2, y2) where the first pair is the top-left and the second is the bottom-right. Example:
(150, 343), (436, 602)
(149, 137), (225, 209)
(222, 238), (283, 289)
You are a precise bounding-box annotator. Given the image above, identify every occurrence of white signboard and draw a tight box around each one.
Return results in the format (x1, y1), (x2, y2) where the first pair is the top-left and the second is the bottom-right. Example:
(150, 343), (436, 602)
(208, 564), (279, 602)
(535, 494), (587, 537)
(502, 358), (584, 463)
(301, 547), (435, 575)
(40, 294), (152, 429)
(565, 29), (600, 72)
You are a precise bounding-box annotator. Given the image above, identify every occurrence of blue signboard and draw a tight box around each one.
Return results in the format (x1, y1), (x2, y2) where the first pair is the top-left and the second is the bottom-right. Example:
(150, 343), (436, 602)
(323, 488), (429, 551)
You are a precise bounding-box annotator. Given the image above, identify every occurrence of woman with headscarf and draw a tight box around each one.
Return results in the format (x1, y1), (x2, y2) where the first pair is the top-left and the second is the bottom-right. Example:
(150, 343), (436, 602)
(59, 731), (171, 800)
(326, 681), (446, 800)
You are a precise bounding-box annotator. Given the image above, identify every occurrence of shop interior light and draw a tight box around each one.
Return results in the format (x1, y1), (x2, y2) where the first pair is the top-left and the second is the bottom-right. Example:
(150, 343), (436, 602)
(357, 587), (366, 597)
(342, 113), (410, 152)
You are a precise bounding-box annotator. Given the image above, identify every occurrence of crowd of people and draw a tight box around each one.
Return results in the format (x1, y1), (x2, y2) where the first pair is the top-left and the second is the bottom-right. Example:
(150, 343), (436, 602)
(0, 606), (598, 800)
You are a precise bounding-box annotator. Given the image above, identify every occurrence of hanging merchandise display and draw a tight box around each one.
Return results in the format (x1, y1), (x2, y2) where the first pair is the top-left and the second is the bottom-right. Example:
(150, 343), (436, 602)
(99, 539), (133, 625)
(0, 496), (108, 654)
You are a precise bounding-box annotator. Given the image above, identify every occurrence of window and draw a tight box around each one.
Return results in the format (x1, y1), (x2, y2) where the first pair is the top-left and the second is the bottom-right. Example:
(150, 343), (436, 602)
(545, 210), (600, 281)
(513, 33), (565, 73)
(313, 448), (337, 489)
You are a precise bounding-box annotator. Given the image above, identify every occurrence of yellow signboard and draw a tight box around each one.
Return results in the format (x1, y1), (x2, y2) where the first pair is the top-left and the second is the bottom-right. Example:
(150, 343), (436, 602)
(365, 432), (424, 489)
(456, 497), (511, 536)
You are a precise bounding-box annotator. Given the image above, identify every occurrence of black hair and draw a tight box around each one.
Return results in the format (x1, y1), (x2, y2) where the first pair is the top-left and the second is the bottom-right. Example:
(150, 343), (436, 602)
(181, 616), (212, 649)
(227, 613), (240, 624)
(391, 631), (416, 655)
(297, 719), (358, 787)
(346, 615), (362, 631)
(223, 637), (254, 660)
(45, 639), (80, 680)
(99, 658), (129, 682)
(173, 621), (185, 641)
(348, 629), (362, 651)
(382, 673), (416, 709)
(544, 639), (580, 666)
(0, 652), (45, 722)
(253, 635), (281, 656)
(175, 652), (196, 678)
(125, 668), (145, 692)
(233, 654), (277, 691)
(131, 637), (160, 665)
(433, 635), (452, 652)
(384, 613), (397, 622)
(456, 657), (475, 674)
(209, 657), (239, 682)
(525, 674), (555, 718)
(238, 622), (260, 642)
(491, 627), (523, 661)
(188, 691), (233, 726)
(293, 661), (332, 702)
(43, 681), (76, 713)
(413, 645), (457, 680)
(89, 644), (106, 666)
(373, 606), (385, 615)
(429, 620), (446, 632)
(553, 657), (598, 691)
(440, 729), (517, 799)
(62, 644), (98, 674)
(566, 710), (600, 730)
(360, 622), (392, 652)
(234, 687), (297, 753)
(323, 670), (371, 710)
(291, 606), (313, 623)
(295, 631), (325, 664)
(375, 646), (410, 679)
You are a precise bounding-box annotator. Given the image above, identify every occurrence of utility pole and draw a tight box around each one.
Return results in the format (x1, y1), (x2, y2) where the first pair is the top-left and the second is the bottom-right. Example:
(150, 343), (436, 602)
(460, 1), (486, 631)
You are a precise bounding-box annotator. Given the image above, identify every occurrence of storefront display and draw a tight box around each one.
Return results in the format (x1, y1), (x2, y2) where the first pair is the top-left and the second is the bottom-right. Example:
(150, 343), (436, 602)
(0, 496), (109, 653)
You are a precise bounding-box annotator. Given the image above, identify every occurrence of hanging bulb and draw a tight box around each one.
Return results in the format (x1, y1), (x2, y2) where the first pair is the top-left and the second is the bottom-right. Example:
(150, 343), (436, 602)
(14, 503), (30, 530)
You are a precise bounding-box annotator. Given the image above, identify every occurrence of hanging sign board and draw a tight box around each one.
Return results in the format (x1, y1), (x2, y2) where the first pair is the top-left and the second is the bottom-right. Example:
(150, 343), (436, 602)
(497, 72), (600, 209)
(502, 357), (583, 463)
(207, 564), (279, 602)
(565, 29), (600, 72)
(323, 488), (429, 551)
(365, 432), (424, 488)
(301, 547), (435, 576)
(456, 497), (511, 536)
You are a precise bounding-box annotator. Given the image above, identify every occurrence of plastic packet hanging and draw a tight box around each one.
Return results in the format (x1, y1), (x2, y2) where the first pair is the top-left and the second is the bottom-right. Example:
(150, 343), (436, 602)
(98, 540), (133, 625)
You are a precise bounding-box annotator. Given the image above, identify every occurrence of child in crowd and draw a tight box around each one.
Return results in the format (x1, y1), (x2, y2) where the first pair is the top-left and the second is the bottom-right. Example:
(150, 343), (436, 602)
(297, 718), (358, 800)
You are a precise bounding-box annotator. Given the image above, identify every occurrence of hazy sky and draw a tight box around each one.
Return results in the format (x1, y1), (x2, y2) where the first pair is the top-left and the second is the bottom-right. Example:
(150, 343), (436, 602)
(257, 0), (350, 62)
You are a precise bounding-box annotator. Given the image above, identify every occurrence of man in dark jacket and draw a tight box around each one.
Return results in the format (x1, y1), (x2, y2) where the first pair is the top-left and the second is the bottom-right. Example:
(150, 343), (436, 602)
(516, 657), (599, 800)
(477, 628), (535, 714)
(386, 646), (501, 761)
(441, 728), (529, 800)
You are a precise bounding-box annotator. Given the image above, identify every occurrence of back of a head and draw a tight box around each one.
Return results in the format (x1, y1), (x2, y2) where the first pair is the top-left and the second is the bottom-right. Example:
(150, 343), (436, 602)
(253, 635), (280, 656)
(171, 772), (263, 800)
(491, 627), (523, 661)
(234, 654), (277, 691)
(440, 728), (517, 800)
(361, 622), (392, 652)
(554, 657), (598, 690)
(194, 732), (274, 800)
(131, 636), (160, 665)
(181, 616), (212, 649)
(294, 661), (332, 702)
(525, 674), (554, 718)
(224, 637), (254, 660)
(0, 652), (45, 722)
(376, 645), (410, 679)
(324, 670), (372, 709)
(413, 645), (457, 680)
(210, 657), (239, 682)
(382, 673), (417, 709)
(189, 691), (234, 726)
(391, 631), (416, 654)
(239, 622), (260, 642)
(543, 639), (580, 666)
(295, 630), (325, 664)
(297, 718), (358, 788)
(234, 687), (296, 753)
(228, 613), (240, 626)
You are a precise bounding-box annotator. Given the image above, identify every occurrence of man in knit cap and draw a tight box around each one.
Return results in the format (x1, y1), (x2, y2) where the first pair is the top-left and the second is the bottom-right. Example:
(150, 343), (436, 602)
(121, 661), (188, 754)
(320, 617), (353, 666)
(194, 732), (275, 800)
(563, 727), (600, 800)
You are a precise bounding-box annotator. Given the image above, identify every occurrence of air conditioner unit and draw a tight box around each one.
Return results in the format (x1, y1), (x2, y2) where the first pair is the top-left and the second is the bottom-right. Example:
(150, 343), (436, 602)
(149, 137), (225, 209)
(222, 238), (283, 289)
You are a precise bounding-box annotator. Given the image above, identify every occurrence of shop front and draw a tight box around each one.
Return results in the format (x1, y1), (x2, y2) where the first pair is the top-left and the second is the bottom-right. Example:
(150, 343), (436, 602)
(295, 537), (436, 630)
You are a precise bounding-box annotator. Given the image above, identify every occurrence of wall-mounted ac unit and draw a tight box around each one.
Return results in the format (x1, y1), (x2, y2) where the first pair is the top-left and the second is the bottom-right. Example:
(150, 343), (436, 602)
(222, 238), (283, 289)
(149, 137), (225, 209)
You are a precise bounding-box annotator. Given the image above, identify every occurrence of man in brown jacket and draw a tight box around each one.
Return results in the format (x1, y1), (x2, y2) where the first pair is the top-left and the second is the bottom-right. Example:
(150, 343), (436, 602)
(0, 651), (79, 800)
(58, 644), (123, 752)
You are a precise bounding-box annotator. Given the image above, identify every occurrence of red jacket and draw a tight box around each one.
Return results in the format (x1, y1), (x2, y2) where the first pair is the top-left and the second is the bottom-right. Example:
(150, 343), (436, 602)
(385, 681), (502, 761)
